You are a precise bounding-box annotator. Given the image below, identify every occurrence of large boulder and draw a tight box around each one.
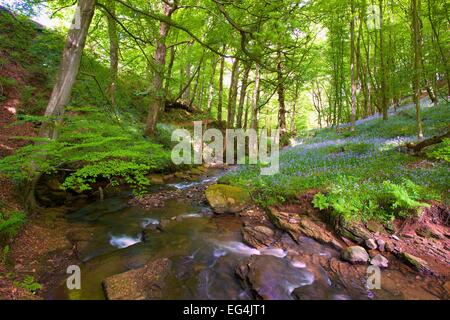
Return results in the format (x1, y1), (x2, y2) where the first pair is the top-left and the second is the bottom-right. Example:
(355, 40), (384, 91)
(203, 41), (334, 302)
(341, 246), (369, 264)
(102, 258), (172, 300)
(205, 184), (251, 214)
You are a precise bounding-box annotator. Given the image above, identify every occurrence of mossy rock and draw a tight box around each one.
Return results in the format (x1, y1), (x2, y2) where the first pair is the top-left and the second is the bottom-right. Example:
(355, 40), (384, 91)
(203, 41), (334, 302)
(399, 252), (431, 273)
(205, 184), (251, 214)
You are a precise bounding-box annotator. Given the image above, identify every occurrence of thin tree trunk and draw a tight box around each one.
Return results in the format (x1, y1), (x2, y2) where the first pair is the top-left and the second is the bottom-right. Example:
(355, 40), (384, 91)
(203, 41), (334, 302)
(411, 0), (424, 139)
(379, 0), (389, 120)
(350, 0), (357, 131)
(251, 64), (261, 131)
(105, 1), (118, 110)
(217, 52), (225, 124)
(145, 3), (174, 136)
(277, 52), (287, 133)
(236, 63), (250, 128)
(227, 58), (240, 128)
(163, 46), (175, 104)
(207, 58), (218, 115)
(244, 91), (250, 130)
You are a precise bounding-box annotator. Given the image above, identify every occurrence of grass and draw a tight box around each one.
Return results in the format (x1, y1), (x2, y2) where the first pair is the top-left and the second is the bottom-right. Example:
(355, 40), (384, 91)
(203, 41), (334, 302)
(221, 102), (450, 224)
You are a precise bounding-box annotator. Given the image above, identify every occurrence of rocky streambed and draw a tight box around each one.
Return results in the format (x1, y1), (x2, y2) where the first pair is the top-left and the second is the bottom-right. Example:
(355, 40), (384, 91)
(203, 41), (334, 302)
(43, 168), (449, 300)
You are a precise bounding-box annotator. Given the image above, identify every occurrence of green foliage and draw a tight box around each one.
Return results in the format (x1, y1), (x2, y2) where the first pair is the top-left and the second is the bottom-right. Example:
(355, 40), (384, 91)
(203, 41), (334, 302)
(0, 107), (174, 194)
(0, 211), (26, 243)
(313, 178), (431, 223)
(14, 275), (42, 295)
(224, 103), (449, 222)
(1, 245), (11, 265)
(427, 138), (450, 163)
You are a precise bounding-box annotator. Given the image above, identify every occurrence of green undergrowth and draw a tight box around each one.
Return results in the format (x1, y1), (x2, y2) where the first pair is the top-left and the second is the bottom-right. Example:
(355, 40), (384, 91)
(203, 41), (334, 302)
(0, 107), (177, 195)
(221, 102), (450, 225)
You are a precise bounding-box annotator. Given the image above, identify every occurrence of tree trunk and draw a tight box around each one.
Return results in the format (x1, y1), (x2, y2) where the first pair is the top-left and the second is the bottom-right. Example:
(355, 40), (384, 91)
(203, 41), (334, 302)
(41, 0), (96, 139)
(379, 0), (389, 120)
(28, 0), (96, 211)
(251, 64), (261, 131)
(164, 46), (175, 104)
(105, 1), (118, 110)
(145, 3), (174, 136)
(411, 0), (424, 139)
(227, 58), (240, 128)
(207, 58), (218, 115)
(236, 63), (250, 128)
(350, 0), (357, 131)
(217, 53), (225, 124)
(277, 52), (287, 133)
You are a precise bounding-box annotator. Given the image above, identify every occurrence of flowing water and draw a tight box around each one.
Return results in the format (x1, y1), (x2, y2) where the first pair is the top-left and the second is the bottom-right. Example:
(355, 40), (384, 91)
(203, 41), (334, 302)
(47, 170), (446, 300)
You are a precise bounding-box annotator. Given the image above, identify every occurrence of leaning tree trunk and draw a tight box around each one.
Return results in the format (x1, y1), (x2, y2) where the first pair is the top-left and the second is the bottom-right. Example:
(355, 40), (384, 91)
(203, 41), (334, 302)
(105, 1), (119, 110)
(27, 0), (96, 211)
(41, 0), (96, 139)
(145, 3), (174, 136)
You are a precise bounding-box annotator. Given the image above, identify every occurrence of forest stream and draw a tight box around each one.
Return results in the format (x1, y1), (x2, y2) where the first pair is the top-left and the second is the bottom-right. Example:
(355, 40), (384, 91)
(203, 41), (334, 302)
(45, 169), (447, 300)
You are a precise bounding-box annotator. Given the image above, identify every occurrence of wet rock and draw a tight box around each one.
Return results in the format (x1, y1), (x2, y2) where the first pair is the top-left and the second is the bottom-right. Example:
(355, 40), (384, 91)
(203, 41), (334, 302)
(291, 283), (330, 300)
(399, 252), (431, 273)
(198, 255), (246, 300)
(142, 224), (162, 240)
(66, 229), (93, 243)
(205, 184), (251, 214)
(415, 226), (443, 240)
(377, 239), (386, 252)
(335, 218), (371, 244)
(102, 258), (172, 300)
(385, 241), (395, 253)
(242, 225), (276, 249)
(236, 255), (314, 300)
(36, 177), (68, 206)
(292, 283), (352, 300)
(298, 218), (343, 250)
(370, 254), (389, 268)
(444, 281), (450, 297)
(267, 207), (342, 250)
(147, 174), (165, 184)
(341, 246), (369, 264)
(365, 239), (378, 250)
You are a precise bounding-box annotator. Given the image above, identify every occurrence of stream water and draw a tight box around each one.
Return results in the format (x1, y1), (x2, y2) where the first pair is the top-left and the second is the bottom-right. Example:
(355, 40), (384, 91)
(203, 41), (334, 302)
(47, 170), (446, 300)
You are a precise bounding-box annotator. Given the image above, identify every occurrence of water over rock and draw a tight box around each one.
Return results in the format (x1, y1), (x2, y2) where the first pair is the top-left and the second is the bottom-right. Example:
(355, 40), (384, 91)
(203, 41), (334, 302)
(102, 258), (172, 300)
(236, 255), (315, 300)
